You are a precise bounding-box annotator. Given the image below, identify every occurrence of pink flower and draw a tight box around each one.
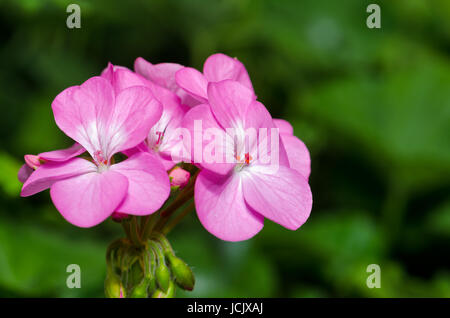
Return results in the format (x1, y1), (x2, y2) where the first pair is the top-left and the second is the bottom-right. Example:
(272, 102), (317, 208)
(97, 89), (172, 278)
(134, 57), (199, 107)
(21, 76), (170, 227)
(273, 119), (311, 180)
(102, 63), (189, 170)
(182, 80), (312, 241)
(18, 143), (85, 183)
(175, 53), (253, 104)
(174, 53), (310, 180)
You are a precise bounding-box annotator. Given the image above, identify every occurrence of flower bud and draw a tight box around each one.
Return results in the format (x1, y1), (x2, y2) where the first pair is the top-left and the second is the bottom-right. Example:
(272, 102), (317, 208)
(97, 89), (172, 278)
(128, 256), (144, 288)
(155, 259), (171, 292)
(151, 280), (176, 298)
(150, 241), (171, 292)
(166, 253), (195, 291)
(104, 272), (126, 298)
(169, 167), (190, 189)
(144, 248), (157, 294)
(129, 278), (149, 298)
(24, 154), (42, 169)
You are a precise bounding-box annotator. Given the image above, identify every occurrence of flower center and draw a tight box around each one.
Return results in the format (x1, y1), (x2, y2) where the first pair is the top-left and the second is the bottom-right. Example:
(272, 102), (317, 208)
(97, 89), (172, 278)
(150, 131), (164, 151)
(234, 152), (252, 172)
(94, 150), (108, 168)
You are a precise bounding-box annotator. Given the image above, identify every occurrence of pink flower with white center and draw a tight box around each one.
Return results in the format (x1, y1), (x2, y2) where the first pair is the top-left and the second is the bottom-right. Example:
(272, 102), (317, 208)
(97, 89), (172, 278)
(182, 80), (312, 241)
(175, 53), (253, 104)
(134, 57), (200, 107)
(273, 119), (311, 180)
(173, 52), (310, 180)
(20, 76), (170, 228)
(102, 63), (190, 170)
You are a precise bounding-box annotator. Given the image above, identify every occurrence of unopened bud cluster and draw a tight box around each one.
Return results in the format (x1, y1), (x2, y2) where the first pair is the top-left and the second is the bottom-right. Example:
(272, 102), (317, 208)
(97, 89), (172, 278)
(104, 234), (194, 298)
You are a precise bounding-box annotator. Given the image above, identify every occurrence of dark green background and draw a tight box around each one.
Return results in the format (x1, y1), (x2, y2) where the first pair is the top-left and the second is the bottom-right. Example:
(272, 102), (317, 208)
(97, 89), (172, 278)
(0, 0), (449, 297)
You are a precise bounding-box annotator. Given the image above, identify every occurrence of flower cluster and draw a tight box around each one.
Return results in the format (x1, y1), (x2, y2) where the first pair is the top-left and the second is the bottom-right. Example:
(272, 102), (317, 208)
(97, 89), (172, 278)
(19, 53), (312, 242)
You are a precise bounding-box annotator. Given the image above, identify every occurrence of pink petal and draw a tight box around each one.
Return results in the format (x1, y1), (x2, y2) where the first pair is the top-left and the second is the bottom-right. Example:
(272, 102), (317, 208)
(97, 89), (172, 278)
(207, 80), (256, 129)
(175, 67), (208, 102)
(18, 164), (33, 183)
(157, 153), (178, 170)
(203, 53), (253, 91)
(182, 104), (234, 175)
(39, 143), (85, 161)
(148, 93), (189, 164)
(242, 165), (312, 231)
(21, 158), (97, 197)
(134, 57), (199, 107)
(195, 170), (264, 241)
(244, 101), (274, 130)
(106, 86), (163, 156)
(273, 118), (294, 135)
(281, 134), (311, 180)
(50, 170), (128, 227)
(100, 63), (131, 88)
(105, 66), (150, 95)
(111, 152), (170, 215)
(244, 102), (290, 168)
(51, 76), (115, 157)
(134, 57), (183, 92)
(122, 142), (148, 157)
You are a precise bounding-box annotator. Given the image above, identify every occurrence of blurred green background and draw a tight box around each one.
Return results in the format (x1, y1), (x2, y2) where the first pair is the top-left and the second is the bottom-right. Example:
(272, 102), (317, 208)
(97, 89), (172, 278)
(0, 0), (449, 297)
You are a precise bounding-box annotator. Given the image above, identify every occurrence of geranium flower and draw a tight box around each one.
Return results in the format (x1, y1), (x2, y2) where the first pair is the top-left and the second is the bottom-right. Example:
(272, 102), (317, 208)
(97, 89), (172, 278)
(21, 76), (170, 227)
(175, 53), (253, 103)
(182, 80), (312, 241)
(174, 53), (310, 179)
(102, 63), (190, 170)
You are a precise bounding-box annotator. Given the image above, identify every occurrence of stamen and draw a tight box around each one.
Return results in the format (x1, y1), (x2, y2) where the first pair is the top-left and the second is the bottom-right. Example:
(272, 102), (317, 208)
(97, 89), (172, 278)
(234, 152), (252, 172)
(156, 131), (164, 146)
(245, 153), (252, 165)
(94, 150), (108, 165)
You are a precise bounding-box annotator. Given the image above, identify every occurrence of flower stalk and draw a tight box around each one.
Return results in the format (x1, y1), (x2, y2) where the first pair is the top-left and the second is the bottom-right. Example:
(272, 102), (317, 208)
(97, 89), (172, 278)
(104, 165), (198, 298)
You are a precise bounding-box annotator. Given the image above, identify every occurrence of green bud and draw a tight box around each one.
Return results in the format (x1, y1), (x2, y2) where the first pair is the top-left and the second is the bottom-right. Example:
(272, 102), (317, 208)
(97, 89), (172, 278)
(129, 278), (149, 298)
(149, 240), (172, 292)
(144, 247), (157, 294)
(166, 253), (195, 291)
(128, 257), (144, 288)
(155, 259), (171, 292)
(104, 272), (126, 298)
(151, 280), (176, 298)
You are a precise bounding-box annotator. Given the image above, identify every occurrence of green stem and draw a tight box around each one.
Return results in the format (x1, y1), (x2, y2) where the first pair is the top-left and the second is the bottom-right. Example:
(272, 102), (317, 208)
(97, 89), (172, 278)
(162, 200), (195, 235)
(121, 221), (132, 241)
(141, 213), (159, 241)
(127, 216), (142, 246)
(156, 187), (194, 229)
(150, 232), (174, 253)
